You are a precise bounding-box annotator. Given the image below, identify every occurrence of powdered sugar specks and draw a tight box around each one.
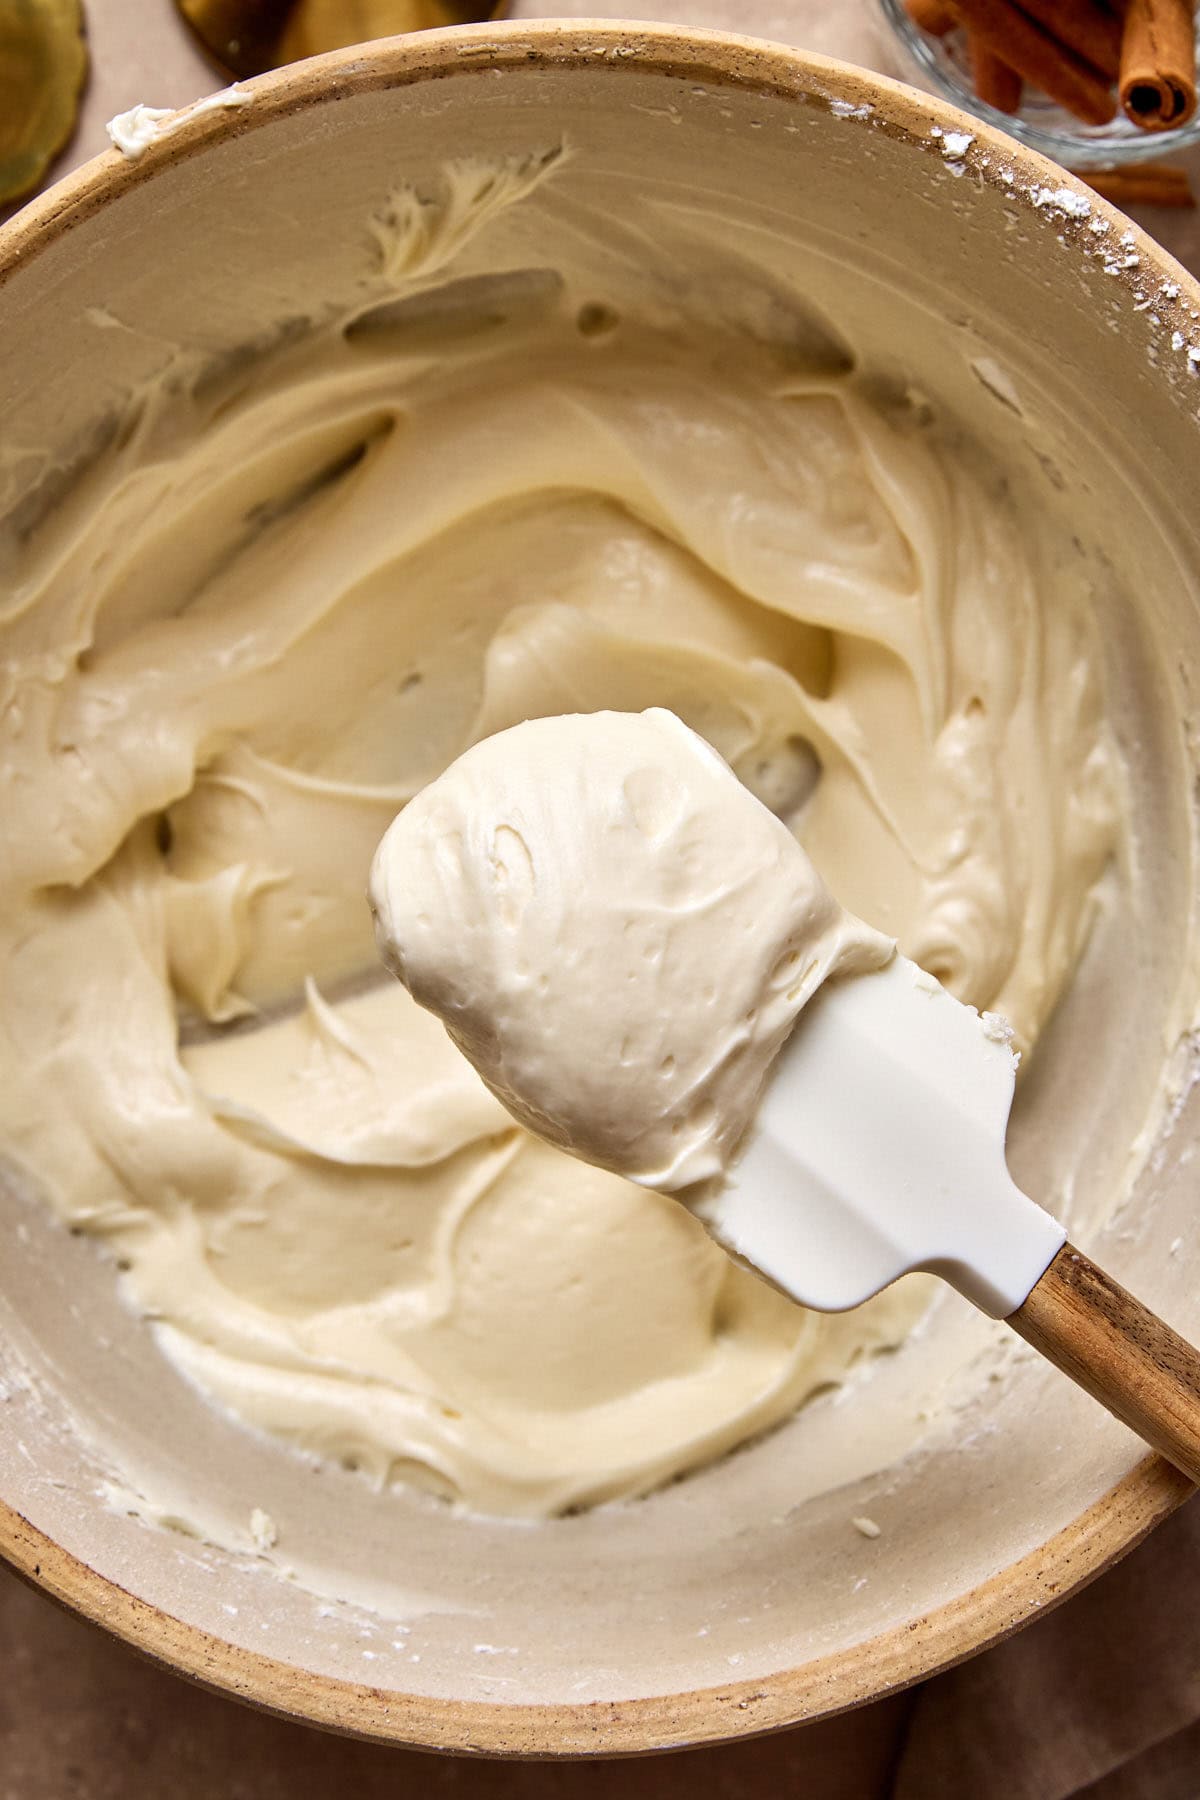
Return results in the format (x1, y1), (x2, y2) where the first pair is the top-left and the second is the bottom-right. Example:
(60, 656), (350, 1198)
(1031, 185), (1091, 219)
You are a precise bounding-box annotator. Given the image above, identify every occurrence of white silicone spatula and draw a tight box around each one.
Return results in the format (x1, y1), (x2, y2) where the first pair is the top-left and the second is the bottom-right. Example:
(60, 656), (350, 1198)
(371, 703), (1200, 1487)
(694, 952), (1200, 1485)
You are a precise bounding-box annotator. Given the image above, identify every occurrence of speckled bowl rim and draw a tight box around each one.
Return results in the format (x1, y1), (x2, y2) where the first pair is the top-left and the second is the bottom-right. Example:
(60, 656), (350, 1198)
(0, 18), (1196, 1759)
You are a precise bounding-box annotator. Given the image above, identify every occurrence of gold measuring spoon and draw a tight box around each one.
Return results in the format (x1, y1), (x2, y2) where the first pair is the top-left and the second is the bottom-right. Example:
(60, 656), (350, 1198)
(176, 0), (508, 81)
(0, 0), (88, 205)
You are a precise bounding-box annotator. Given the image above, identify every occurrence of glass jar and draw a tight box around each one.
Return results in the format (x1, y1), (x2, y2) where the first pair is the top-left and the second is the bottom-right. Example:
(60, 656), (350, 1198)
(878, 0), (1200, 168)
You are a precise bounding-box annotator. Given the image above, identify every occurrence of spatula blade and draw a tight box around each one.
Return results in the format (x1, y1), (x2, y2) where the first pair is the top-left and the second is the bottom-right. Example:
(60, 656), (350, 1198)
(691, 956), (1066, 1318)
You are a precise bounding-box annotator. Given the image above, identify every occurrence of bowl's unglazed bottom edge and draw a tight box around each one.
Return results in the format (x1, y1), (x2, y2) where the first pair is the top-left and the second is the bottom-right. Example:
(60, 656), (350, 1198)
(0, 1454), (1190, 1756)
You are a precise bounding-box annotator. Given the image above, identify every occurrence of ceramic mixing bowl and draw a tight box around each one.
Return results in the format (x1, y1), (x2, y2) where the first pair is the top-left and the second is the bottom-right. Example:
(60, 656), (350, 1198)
(1, 20), (1198, 1755)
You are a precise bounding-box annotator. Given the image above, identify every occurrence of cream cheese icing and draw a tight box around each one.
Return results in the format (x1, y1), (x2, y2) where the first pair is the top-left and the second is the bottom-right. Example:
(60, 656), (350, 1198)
(370, 708), (893, 1190)
(105, 88), (252, 160)
(0, 158), (1122, 1518)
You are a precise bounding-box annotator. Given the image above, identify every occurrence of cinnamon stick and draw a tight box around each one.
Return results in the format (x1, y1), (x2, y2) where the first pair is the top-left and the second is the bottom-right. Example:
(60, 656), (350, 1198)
(1080, 160), (1196, 204)
(970, 31), (1023, 111)
(905, 0), (959, 34)
(952, 0), (1118, 122)
(1120, 0), (1198, 130)
(1014, 0), (1125, 83)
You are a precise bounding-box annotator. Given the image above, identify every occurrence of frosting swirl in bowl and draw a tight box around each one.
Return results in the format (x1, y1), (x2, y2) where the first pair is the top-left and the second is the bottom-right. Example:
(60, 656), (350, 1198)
(0, 175), (1120, 1514)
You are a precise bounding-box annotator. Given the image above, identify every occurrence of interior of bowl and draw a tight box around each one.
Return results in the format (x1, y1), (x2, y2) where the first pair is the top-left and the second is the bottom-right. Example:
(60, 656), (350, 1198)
(1, 23), (1199, 1754)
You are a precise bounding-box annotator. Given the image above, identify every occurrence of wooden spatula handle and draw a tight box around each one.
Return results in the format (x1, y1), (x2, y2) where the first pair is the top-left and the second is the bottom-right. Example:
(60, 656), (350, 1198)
(1008, 1242), (1200, 1485)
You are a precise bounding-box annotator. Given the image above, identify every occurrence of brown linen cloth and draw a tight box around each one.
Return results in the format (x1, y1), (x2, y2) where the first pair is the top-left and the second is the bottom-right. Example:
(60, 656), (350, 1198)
(896, 1492), (1200, 1799)
(3, 3), (1200, 1796)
